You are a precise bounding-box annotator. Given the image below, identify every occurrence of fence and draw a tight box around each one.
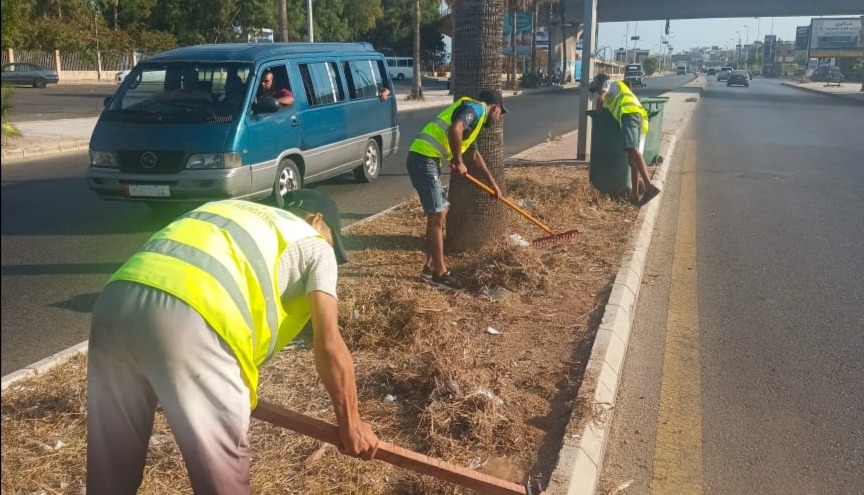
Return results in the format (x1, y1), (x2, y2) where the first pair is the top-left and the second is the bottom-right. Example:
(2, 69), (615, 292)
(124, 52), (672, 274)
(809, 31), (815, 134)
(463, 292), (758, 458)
(2, 48), (143, 81)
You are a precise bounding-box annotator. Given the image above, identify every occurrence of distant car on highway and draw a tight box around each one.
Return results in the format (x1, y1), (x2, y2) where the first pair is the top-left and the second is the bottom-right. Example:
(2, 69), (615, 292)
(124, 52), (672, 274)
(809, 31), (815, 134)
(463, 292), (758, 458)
(1, 63), (60, 88)
(623, 64), (646, 87)
(716, 67), (734, 81)
(726, 70), (750, 87)
(707, 68), (717, 76)
(115, 69), (132, 83)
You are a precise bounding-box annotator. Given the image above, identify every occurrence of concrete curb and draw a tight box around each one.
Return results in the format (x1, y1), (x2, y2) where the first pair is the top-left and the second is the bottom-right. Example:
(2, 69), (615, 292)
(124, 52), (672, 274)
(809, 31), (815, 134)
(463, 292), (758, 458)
(780, 82), (864, 106)
(547, 81), (704, 495)
(1, 138), (91, 162)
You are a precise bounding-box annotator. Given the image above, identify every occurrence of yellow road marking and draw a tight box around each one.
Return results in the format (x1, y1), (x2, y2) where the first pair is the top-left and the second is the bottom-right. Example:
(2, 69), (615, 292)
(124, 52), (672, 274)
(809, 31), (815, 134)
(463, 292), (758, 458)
(651, 139), (704, 495)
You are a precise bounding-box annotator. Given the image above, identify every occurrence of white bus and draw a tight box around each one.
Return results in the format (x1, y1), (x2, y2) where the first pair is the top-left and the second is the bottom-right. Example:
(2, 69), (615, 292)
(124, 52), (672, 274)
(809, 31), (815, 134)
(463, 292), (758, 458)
(385, 56), (414, 80)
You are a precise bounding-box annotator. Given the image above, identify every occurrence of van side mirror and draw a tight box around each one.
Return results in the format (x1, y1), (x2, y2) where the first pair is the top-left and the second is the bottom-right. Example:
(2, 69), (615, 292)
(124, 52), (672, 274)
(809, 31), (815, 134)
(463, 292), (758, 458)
(103, 96), (113, 109)
(252, 96), (280, 114)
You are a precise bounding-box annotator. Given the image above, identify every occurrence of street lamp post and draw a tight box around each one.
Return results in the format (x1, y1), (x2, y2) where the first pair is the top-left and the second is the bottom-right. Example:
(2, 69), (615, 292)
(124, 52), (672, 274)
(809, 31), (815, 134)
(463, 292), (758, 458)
(307, 0), (314, 42)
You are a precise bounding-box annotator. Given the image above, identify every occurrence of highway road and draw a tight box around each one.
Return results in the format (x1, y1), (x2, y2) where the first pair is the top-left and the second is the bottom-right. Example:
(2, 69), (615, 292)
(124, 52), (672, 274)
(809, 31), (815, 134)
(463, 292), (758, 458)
(599, 77), (864, 493)
(0, 74), (694, 375)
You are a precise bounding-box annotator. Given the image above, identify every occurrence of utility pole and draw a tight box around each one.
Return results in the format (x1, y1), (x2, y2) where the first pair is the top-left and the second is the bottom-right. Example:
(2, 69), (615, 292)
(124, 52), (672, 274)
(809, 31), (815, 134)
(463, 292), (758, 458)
(307, 0), (314, 42)
(279, 0), (288, 42)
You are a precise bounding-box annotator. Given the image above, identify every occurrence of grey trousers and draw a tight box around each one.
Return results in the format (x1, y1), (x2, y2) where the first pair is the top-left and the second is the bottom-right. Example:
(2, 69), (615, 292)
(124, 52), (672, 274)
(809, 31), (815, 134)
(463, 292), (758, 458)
(87, 281), (252, 495)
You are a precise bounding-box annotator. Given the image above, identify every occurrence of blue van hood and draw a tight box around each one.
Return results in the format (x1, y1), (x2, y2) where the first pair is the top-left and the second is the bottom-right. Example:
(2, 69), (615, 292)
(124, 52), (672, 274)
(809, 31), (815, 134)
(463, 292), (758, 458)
(89, 120), (237, 154)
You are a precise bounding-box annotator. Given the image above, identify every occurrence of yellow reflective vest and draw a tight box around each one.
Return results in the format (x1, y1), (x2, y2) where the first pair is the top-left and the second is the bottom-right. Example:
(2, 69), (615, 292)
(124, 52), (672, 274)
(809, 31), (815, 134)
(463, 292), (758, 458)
(409, 97), (488, 161)
(604, 80), (649, 134)
(108, 200), (324, 408)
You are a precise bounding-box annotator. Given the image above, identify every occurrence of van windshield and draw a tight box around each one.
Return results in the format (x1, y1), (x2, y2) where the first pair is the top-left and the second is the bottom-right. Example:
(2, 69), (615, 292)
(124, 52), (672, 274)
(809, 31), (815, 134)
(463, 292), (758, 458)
(102, 62), (253, 124)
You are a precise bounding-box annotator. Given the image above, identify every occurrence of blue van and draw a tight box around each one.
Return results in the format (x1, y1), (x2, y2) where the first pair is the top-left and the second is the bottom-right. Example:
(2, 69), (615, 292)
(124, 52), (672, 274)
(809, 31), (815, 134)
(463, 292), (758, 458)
(88, 42), (398, 207)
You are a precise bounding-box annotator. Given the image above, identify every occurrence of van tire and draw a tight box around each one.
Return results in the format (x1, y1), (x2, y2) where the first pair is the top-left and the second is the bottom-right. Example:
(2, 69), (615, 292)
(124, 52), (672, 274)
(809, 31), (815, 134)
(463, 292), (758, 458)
(396, 74), (405, 81)
(272, 158), (303, 207)
(353, 139), (380, 183)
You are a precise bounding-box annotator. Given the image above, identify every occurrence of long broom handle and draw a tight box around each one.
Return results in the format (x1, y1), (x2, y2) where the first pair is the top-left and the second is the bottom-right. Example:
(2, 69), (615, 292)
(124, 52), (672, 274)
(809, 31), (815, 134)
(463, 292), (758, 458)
(459, 171), (556, 235)
(253, 400), (534, 495)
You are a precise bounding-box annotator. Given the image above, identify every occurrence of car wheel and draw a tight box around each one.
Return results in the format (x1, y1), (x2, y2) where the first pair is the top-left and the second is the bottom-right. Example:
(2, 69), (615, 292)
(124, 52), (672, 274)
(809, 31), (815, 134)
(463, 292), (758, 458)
(353, 139), (381, 183)
(33, 77), (47, 88)
(397, 74), (405, 81)
(272, 158), (303, 207)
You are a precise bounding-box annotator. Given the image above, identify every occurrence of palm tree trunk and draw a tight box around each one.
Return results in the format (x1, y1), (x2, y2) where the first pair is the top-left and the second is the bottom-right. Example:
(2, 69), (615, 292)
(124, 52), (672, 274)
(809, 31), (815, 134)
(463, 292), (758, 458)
(411, 0), (424, 98)
(446, 0), (507, 253)
(279, 0), (289, 42)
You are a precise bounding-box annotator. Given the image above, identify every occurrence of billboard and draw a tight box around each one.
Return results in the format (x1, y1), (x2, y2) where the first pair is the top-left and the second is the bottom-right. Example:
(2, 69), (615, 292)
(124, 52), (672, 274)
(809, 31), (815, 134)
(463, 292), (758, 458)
(809, 17), (862, 57)
(502, 12), (534, 56)
(763, 35), (778, 64)
(795, 26), (810, 51)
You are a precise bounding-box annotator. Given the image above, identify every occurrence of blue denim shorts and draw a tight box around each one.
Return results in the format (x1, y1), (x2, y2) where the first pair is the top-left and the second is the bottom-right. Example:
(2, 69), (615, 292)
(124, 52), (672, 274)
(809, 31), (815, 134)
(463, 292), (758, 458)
(406, 151), (449, 213)
(620, 112), (642, 150)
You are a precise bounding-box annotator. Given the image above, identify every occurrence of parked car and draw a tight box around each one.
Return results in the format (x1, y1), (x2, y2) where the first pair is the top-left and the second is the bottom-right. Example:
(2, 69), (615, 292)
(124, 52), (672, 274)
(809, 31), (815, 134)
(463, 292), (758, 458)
(810, 66), (845, 82)
(707, 68), (717, 76)
(115, 69), (132, 83)
(716, 67), (734, 81)
(623, 64), (646, 87)
(727, 70), (750, 87)
(1, 63), (59, 88)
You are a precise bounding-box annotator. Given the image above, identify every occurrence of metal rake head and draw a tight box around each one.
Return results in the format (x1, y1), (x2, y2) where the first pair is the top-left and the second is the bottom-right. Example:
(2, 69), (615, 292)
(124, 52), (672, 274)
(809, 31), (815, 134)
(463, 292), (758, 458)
(530, 228), (579, 247)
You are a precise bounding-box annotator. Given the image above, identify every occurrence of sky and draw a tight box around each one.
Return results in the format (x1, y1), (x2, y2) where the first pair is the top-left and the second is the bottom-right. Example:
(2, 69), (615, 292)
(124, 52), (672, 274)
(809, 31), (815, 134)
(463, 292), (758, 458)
(595, 16), (860, 55)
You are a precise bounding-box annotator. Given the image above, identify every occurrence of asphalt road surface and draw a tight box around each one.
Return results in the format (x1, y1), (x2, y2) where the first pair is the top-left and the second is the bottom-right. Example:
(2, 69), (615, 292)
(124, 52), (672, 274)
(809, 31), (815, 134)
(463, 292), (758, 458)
(600, 78), (864, 494)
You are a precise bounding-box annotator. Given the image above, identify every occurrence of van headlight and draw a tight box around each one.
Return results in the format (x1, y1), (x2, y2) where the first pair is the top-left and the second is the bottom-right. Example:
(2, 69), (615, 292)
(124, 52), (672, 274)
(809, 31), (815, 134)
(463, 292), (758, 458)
(90, 151), (118, 168)
(186, 152), (242, 169)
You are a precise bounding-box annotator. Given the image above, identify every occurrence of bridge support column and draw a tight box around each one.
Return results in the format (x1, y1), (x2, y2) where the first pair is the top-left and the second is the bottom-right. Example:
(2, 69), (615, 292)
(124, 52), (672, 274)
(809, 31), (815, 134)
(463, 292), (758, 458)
(577, 0), (597, 160)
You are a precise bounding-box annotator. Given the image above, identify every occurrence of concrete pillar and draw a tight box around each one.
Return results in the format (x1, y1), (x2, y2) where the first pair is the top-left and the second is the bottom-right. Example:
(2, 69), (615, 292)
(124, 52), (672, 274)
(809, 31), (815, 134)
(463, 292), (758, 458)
(6, 48), (14, 64)
(54, 50), (62, 78)
(577, 0), (597, 160)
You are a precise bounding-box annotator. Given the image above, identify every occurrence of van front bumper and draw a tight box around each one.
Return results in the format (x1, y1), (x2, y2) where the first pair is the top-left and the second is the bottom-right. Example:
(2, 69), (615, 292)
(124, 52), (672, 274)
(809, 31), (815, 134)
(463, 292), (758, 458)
(87, 166), (255, 203)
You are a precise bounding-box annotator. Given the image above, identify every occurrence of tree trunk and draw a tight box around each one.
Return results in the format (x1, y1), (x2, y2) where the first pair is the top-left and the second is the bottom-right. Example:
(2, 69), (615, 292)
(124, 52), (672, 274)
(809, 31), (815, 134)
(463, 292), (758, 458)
(411, 0), (424, 99)
(279, 0), (289, 42)
(447, 0), (507, 253)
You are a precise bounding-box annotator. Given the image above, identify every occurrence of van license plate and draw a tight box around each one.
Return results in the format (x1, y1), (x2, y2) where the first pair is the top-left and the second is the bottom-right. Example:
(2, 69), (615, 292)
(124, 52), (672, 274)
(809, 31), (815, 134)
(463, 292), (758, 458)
(127, 185), (170, 197)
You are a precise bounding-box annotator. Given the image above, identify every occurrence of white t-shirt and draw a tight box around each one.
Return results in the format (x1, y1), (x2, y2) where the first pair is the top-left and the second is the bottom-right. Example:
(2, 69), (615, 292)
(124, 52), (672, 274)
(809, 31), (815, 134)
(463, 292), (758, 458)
(601, 79), (621, 100)
(277, 236), (339, 302)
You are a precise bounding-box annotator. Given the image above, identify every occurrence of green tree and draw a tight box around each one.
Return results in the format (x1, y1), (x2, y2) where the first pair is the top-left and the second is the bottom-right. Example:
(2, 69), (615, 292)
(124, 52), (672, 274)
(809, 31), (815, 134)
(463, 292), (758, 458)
(446, 0), (508, 252)
(1, 0), (32, 48)
(643, 56), (658, 75)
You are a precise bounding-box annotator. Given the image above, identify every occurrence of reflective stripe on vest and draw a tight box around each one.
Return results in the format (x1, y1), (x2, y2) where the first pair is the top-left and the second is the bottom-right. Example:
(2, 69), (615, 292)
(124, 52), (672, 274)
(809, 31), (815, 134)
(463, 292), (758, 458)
(408, 97), (488, 160)
(605, 81), (649, 134)
(108, 200), (322, 407)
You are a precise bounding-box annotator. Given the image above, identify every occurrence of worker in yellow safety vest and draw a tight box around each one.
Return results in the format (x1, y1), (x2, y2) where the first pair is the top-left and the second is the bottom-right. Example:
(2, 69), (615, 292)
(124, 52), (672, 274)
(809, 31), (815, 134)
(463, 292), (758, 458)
(86, 190), (378, 495)
(589, 73), (661, 206)
(406, 89), (507, 290)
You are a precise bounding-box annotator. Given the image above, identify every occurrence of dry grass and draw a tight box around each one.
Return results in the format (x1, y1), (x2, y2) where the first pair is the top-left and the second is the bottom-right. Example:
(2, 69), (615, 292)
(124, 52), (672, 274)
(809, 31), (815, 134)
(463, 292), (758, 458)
(1, 165), (638, 494)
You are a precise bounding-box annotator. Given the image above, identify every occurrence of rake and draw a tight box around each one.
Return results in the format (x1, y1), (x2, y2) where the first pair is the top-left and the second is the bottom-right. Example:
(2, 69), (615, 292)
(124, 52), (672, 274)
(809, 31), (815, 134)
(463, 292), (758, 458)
(253, 400), (546, 495)
(457, 169), (578, 247)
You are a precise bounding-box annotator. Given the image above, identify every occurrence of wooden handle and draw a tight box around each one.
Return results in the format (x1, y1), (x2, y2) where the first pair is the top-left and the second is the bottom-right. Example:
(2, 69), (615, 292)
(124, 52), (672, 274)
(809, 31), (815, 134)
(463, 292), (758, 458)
(459, 172), (556, 235)
(253, 400), (533, 495)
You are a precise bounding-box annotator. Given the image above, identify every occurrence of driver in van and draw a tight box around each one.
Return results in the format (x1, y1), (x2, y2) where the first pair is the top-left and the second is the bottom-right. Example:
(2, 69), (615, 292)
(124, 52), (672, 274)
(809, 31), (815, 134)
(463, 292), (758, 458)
(257, 69), (294, 106)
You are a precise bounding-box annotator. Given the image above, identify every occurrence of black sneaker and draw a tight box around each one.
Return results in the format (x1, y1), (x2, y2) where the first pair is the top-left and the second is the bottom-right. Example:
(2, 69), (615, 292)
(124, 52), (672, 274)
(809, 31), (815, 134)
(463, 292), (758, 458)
(420, 265), (434, 281)
(428, 270), (465, 290)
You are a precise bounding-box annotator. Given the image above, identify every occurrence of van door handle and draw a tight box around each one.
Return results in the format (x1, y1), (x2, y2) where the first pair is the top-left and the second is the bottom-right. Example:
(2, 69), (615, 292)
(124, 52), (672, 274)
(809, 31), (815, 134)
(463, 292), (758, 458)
(291, 118), (301, 127)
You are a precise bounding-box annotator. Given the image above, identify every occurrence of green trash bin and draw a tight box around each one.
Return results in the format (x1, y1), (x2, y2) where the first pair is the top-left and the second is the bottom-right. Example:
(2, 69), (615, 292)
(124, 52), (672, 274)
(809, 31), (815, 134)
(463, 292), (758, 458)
(587, 109), (631, 197)
(640, 97), (669, 166)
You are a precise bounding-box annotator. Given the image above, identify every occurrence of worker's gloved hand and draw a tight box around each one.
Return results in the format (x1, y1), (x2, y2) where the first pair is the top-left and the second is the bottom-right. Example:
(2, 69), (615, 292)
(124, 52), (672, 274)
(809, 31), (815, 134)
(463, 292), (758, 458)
(338, 420), (379, 461)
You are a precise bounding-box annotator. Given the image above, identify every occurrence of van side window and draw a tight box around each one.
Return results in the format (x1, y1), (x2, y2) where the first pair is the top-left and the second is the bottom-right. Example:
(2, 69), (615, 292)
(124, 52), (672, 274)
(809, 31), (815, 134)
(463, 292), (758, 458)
(298, 62), (344, 106)
(343, 60), (384, 100)
(255, 64), (294, 107)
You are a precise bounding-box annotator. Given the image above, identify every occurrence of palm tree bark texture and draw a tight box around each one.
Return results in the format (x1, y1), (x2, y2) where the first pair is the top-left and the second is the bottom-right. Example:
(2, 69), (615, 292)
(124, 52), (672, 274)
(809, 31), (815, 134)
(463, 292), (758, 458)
(447, 0), (509, 253)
